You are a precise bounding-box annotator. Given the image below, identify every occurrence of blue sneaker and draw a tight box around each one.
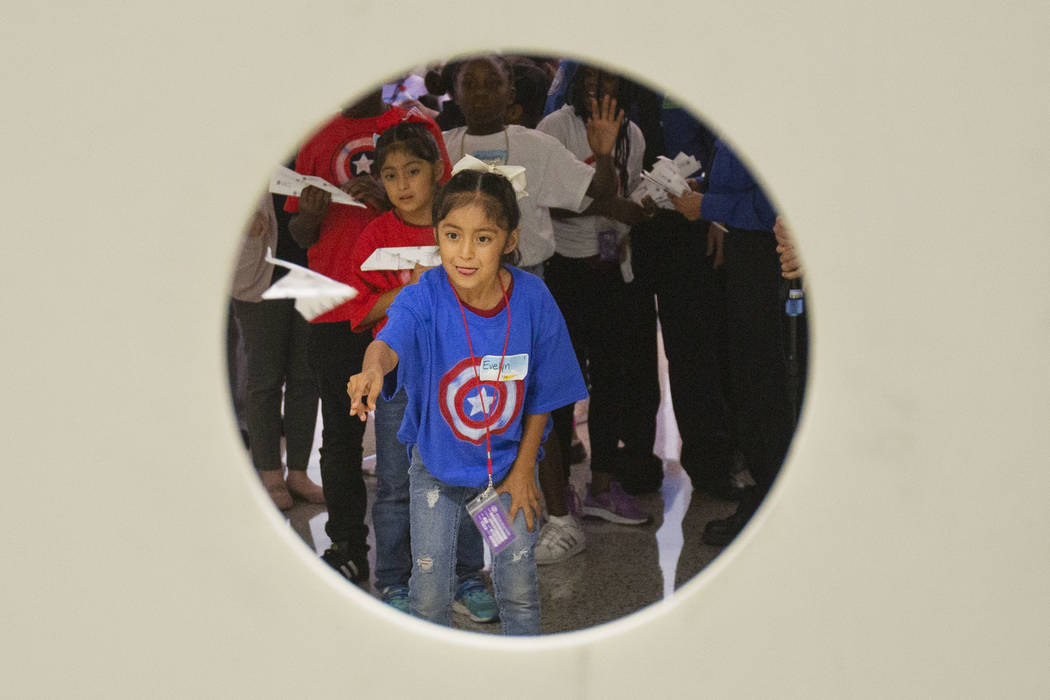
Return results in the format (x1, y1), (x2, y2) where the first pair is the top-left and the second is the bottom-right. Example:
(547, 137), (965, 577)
(452, 578), (499, 623)
(380, 585), (410, 614)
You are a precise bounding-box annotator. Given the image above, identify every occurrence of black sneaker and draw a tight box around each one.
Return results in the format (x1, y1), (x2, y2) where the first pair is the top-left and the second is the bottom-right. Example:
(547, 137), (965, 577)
(701, 490), (761, 546)
(321, 541), (370, 587)
(695, 477), (750, 502)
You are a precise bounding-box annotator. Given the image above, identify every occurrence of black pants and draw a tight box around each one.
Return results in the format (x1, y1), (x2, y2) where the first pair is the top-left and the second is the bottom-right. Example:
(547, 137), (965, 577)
(308, 321), (371, 558)
(544, 253), (660, 486)
(232, 298), (318, 472)
(723, 229), (797, 494)
(631, 212), (735, 489)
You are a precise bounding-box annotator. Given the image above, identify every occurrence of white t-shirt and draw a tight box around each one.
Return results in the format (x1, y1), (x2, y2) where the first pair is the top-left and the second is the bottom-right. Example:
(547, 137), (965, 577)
(442, 125), (594, 267)
(536, 104), (646, 258)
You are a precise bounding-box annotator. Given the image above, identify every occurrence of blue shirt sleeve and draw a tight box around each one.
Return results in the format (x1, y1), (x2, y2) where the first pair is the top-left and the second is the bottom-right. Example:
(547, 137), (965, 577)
(376, 282), (428, 400)
(700, 140), (778, 232)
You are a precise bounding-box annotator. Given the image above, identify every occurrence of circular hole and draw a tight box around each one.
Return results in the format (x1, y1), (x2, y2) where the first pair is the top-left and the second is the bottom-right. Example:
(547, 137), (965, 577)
(226, 52), (808, 636)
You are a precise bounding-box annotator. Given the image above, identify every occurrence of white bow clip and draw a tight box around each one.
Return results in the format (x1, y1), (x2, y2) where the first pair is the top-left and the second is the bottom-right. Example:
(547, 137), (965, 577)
(450, 155), (528, 201)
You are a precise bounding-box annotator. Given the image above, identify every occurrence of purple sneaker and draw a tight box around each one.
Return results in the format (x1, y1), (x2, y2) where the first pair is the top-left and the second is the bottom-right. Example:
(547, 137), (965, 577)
(582, 481), (650, 525)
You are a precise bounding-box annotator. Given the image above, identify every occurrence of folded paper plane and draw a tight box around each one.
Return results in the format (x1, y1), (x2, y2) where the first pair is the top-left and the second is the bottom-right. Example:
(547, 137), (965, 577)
(261, 249), (358, 321)
(359, 245), (441, 271)
(629, 153), (703, 209)
(268, 166), (365, 208)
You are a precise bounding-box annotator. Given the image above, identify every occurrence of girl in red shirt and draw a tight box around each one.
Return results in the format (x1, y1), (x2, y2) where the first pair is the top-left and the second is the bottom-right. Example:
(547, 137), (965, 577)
(346, 123), (499, 623)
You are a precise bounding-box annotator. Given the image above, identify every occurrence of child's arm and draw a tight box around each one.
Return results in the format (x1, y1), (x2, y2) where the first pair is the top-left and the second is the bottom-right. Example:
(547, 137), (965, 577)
(346, 340), (400, 421)
(357, 265), (430, 329)
(496, 412), (548, 532)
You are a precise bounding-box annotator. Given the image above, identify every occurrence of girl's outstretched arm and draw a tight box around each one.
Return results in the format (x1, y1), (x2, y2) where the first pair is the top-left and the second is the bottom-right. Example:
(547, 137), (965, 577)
(346, 340), (399, 421)
(496, 412), (548, 532)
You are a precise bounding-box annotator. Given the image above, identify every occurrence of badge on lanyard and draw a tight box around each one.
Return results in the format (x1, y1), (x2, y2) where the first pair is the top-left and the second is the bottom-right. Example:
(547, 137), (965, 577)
(479, 353), (529, 381)
(466, 486), (516, 554)
(598, 229), (618, 262)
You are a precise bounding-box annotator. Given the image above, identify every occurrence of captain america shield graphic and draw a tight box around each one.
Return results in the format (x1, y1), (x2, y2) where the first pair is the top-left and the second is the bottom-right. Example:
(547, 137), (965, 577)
(439, 357), (523, 445)
(330, 135), (377, 185)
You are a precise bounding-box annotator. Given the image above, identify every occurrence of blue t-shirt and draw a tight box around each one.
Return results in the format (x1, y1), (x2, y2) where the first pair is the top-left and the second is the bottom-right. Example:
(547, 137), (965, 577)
(377, 265), (588, 488)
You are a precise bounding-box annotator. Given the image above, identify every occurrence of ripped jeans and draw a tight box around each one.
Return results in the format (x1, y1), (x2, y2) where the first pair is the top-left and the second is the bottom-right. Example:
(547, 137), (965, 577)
(408, 446), (540, 635)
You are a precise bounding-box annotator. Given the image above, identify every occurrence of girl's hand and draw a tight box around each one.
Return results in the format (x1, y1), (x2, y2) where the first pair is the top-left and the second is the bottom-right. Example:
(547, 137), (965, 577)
(639, 195), (660, 217)
(585, 94), (624, 157)
(497, 460), (540, 532)
(299, 184), (332, 218)
(408, 263), (431, 285)
(343, 176), (387, 210)
(346, 368), (383, 421)
(669, 190), (703, 221)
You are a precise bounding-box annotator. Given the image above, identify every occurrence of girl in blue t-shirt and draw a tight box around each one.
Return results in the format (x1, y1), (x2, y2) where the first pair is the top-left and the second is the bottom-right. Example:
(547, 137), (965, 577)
(347, 165), (587, 635)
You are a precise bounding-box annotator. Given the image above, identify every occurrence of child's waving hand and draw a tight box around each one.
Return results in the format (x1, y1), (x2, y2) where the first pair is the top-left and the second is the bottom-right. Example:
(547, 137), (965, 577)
(585, 94), (625, 157)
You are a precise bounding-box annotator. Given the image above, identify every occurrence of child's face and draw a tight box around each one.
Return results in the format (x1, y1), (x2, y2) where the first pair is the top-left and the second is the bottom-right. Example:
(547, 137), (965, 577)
(436, 201), (518, 300)
(379, 148), (442, 226)
(581, 67), (620, 104)
(455, 58), (512, 133)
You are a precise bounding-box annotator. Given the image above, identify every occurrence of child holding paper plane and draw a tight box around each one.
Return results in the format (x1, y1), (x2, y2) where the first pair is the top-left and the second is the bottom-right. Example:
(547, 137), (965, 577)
(342, 123), (498, 623)
(346, 166), (587, 634)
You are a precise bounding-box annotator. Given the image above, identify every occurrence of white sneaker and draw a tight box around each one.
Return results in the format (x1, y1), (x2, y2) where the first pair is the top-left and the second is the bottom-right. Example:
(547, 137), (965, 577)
(534, 517), (586, 565)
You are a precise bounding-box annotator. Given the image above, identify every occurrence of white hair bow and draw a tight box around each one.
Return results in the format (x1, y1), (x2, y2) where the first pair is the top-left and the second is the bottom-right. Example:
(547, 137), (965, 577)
(450, 155), (529, 201)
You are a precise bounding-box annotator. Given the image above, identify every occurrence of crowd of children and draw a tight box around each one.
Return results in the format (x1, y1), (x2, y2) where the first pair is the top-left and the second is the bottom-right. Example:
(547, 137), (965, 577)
(228, 54), (806, 635)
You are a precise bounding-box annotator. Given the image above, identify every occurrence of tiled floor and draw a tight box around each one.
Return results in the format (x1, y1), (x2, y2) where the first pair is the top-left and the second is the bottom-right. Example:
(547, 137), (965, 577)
(272, 333), (743, 635)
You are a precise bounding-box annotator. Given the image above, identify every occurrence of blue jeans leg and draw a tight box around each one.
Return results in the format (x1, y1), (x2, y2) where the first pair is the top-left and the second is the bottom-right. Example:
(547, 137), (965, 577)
(373, 388), (412, 593)
(491, 491), (540, 635)
(407, 447), (540, 635)
(375, 392), (483, 592)
(407, 449), (462, 628)
(456, 501), (485, 585)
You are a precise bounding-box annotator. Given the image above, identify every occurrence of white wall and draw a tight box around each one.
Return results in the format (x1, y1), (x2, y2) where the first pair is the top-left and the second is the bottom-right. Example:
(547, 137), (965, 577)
(2, 1), (1047, 697)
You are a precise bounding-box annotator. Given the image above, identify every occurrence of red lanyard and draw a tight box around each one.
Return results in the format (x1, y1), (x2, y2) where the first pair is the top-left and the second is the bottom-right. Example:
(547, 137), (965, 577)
(449, 269), (511, 489)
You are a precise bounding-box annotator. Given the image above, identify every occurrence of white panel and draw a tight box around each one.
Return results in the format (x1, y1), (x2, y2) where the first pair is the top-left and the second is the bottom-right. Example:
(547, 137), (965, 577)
(2, 1), (1047, 697)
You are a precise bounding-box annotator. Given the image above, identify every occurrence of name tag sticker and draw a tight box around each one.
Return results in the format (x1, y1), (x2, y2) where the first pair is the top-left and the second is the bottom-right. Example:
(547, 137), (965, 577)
(479, 354), (529, 381)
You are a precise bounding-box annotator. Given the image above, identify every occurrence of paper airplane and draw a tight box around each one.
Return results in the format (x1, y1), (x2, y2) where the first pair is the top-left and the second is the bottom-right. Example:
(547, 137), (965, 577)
(261, 249), (358, 321)
(359, 245), (440, 271)
(268, 166), (366, 208)
(629, 153), (703, 209)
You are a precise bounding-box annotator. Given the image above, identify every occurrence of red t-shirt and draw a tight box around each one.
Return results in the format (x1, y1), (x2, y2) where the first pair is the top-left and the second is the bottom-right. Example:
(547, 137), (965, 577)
(345, 210), (436, 335)
(285, 105), (450, 324)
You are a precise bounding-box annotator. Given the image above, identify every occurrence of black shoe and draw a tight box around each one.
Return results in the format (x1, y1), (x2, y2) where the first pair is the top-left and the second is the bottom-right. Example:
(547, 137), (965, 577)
(695, 476), (750, 502)
(321, 541), (370, 587)
(701, 487), (764, 546)
(701, 508), (749, 546)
